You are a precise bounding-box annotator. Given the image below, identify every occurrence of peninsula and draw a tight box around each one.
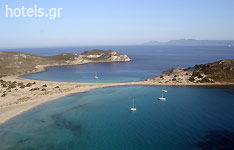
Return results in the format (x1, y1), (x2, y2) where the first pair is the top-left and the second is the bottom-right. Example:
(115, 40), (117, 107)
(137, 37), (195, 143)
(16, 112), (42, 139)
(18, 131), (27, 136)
(0, 49), (131, 77)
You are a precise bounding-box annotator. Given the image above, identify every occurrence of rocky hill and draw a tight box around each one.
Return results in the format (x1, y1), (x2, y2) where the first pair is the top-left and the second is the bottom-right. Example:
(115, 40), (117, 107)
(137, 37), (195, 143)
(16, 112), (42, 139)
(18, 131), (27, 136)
(147, 60), (234, 84)
(192, 60), (234, 83)
(81, 49), (131, 62)
(0, 50), (131, 77)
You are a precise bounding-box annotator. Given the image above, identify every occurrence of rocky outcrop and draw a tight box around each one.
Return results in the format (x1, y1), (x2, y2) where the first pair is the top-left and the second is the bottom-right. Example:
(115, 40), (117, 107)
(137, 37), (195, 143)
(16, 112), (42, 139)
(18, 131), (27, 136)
(109, 54), (131, 62)
(0, 50), (131, 77)
(147, 67), (194, 84)
(192, 60), (234, 83)
(81, 49), (131, 62)
(147, 60), (234, 84)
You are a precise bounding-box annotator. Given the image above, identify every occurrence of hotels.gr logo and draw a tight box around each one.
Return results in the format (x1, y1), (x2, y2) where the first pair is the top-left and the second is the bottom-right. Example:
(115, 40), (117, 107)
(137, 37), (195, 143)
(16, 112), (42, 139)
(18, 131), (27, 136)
(5, 5), (63, 20)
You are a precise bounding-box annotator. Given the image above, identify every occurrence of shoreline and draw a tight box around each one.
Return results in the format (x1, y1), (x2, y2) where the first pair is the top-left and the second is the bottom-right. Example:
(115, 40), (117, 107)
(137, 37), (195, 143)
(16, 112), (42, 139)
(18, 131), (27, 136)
(0, 76), (132, 124)
(18, 61), (131, 78)
(0, 65), (234, 125)
(18, 65), (234, 86)
(0, 82), (116, 124)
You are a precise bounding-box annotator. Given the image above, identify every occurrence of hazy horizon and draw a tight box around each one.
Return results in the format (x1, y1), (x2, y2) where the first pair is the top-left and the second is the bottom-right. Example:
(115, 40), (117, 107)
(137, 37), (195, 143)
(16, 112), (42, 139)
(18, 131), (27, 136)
(1, 41), (234, 50)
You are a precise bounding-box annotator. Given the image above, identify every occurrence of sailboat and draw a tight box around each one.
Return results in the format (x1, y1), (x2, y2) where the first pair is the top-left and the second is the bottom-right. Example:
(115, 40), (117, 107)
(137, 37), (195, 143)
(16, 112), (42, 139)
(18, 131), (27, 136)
(94, 72), (99, 79)
(158, 89), (166, 101)
(162, 88), (168, 93)
(129, 99), (136, 111)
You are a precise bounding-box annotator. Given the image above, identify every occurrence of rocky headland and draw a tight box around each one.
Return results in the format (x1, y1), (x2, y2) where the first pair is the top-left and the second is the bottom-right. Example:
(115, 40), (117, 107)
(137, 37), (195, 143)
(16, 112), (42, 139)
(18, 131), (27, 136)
(146, 60), (234, 85)
(0, 49), (131, 77)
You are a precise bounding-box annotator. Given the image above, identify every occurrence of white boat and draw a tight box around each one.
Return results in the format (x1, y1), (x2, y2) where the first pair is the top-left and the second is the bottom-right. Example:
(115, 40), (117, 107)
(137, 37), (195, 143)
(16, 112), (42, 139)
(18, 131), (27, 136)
(158, 89), (166, 101)
(162, 88), (168, 93)
(129, 99), (136, 111)
(158, 97), (166, 101)
(228, 45), (232, 48)
(94, 72), (99, 79)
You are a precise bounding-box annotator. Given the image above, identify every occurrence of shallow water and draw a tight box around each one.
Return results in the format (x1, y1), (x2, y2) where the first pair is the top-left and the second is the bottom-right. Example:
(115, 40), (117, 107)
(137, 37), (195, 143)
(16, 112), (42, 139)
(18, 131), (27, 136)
(1, 86), (234, 150)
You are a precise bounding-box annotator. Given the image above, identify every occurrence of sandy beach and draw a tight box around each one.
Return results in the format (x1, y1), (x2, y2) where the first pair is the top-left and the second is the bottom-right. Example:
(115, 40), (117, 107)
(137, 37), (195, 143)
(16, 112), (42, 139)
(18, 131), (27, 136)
(1, 72), (234, 125)
(0, 76), (132, 124)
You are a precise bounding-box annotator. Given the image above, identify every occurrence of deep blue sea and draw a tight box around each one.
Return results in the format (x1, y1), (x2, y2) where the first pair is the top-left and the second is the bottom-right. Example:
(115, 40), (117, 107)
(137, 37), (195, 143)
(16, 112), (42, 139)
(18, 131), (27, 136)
(0, 46), (234, 150)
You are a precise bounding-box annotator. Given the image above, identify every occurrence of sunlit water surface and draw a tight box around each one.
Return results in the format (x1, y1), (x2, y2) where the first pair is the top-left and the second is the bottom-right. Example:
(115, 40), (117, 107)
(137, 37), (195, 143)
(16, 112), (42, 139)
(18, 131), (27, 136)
(0, 86), (234, 150)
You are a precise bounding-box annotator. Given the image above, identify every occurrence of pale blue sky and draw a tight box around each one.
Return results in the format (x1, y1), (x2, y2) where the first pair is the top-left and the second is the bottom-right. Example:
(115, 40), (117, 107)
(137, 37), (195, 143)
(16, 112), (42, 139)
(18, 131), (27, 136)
(0, 0), (234, 48)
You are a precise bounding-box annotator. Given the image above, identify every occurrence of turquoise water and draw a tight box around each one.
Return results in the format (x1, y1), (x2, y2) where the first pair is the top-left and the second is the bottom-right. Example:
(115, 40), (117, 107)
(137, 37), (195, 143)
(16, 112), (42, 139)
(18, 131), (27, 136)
(20, 46), (234, 83)
(1, 46), (234, 149)
(1, 86), (234, 150)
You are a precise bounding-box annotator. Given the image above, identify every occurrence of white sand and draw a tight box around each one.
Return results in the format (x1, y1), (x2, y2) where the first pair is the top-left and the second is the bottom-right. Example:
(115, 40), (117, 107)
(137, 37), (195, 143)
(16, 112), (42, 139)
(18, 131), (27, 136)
(0, 75), (233, 124)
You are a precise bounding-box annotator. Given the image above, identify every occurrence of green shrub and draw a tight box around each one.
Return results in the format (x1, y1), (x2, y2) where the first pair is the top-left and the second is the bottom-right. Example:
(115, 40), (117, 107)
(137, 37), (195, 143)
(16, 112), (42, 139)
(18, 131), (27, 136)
(8, 84), (16, 89)
(189, 77), (195, 82)
(1, 94), (7, 97)
(41, 88), (46, 91)
(42, 84), (47, 87)
(30, 87), (40, 91)
(2, 84), (7, 88)
(18, 82), (24, 86)
(26, 83), (32, 87)
(192, 71), (203, 78)
(20, 85), (26, 89)
(200, 77), (214, 83)
(197, 73), (203, 78)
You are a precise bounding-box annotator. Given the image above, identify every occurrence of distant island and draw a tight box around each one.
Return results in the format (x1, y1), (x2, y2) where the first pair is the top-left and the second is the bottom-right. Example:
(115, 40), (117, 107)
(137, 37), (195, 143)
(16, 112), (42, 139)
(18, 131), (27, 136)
(0, 49), (131, 77)
(144, 39), (234, 46)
